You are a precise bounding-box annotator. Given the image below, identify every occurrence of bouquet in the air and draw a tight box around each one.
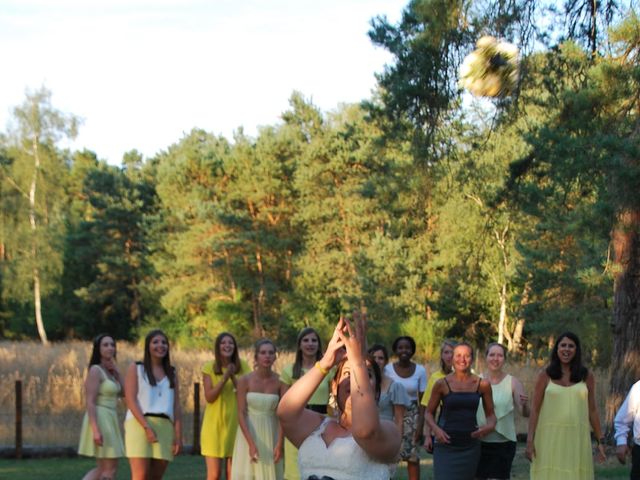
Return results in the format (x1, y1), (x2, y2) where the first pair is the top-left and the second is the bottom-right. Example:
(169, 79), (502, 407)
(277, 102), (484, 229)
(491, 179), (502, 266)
(459, 36), (519, 98)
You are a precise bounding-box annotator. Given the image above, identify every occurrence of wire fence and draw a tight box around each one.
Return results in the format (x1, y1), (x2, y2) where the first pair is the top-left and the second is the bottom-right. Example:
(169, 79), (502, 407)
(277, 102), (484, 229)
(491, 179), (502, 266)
(0, 340), (611, 457)
(1, 380), (202, 458)
(0, 340), (294, 455)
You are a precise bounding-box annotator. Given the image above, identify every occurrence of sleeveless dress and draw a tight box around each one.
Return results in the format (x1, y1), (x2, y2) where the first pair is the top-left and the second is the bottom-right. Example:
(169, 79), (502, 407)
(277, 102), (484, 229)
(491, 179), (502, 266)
(530, 381), (594, 480)
(433, 378), (482, 480)
(476, 374), (517, 479)
(231, 392), (284, 479)
(78, 366), (125, 458)
(280, 364), (333, 480)
(200, 359), (249, 458)
(297, 417), (391, 480)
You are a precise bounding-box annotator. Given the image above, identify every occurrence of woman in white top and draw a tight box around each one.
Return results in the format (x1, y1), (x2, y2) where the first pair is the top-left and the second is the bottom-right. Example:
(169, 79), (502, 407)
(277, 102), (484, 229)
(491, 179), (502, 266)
(384, 336), (427, 480)
(124, 329), (182, 480)
(277, 312), (401, 480)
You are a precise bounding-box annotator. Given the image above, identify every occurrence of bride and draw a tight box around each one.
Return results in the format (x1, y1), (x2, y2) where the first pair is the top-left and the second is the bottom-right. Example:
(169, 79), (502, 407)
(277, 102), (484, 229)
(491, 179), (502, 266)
(277, 312), (400, 480)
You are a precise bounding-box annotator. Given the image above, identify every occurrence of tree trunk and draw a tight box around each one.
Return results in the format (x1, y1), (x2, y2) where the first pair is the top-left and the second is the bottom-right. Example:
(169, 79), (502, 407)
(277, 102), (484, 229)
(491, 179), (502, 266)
(498, 282), (507, 345)
(607, 209), (640, 435)
(29, 138), (48, 345)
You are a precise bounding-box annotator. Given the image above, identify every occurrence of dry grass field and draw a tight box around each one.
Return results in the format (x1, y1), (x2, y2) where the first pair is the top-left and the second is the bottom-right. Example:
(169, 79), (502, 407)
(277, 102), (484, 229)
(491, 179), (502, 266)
(0, 340), (610, 450)
(0, 340), (295, 448)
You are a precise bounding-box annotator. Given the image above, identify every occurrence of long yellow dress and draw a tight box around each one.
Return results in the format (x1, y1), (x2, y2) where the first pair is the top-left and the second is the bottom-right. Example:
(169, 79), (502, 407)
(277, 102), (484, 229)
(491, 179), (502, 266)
(78, 367), (124, 458)
(231, 392), (284, 479)
(530, 381), (594, 480)
(280, 364), (332, 480)
(200, 359), (249, 458)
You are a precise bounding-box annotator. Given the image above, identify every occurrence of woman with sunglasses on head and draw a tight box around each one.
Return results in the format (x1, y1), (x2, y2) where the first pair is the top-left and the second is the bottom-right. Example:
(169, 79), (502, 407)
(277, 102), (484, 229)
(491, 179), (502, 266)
(424, 342), (496, 479)
(78, 333), (125, 480)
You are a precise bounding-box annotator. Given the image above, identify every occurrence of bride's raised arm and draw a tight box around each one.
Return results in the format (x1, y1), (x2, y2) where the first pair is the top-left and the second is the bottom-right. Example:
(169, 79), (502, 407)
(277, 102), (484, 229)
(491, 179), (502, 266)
(277, 319), (346, 447)
(337, 312), (401, 463)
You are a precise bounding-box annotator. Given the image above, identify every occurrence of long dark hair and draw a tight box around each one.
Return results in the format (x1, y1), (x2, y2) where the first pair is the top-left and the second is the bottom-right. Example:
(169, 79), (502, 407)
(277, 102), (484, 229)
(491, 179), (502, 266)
(213, 332), (242, 376)
(88, 333), (116, 370)
(546, 331), (588, 383)
(368, 344), (389, 365)
(292, 327), (322, 380)
(142, 329), (175, 388)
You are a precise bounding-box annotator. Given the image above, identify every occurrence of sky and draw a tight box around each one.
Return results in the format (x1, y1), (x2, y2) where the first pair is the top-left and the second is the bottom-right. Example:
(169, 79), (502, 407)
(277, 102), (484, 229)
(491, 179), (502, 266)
(0, 0), (408, 165)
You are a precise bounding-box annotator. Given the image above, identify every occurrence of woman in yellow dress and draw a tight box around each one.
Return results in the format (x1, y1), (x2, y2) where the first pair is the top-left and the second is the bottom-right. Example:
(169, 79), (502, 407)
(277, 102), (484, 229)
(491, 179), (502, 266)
(201, 332), (248, 480)
(231, 339), (287, 479)
(280, 327), (331, 480)
(419, 339), (456, 453)
(526, 332), (606, 479)
(78, 333), (125, 480)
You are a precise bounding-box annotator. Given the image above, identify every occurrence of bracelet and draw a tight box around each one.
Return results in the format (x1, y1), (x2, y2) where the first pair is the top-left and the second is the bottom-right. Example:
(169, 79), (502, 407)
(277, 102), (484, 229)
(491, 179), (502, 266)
(314, 361), (329, 376)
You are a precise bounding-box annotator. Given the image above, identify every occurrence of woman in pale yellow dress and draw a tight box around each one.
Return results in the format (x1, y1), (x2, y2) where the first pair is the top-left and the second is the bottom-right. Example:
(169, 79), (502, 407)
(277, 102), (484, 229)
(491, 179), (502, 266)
(200, 332), (248, 480)
(231, 339), (287, 479)
(526, 332), (606, 479)
(78, 333), (125, 480)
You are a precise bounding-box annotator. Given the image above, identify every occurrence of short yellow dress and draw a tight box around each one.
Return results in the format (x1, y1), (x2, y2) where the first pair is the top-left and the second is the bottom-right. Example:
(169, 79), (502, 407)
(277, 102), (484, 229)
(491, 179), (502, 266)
(531, 381), (594, 479)
(200, 359), (249, 458)
(280, 364), (332, 480)
(78, 366), (125, 458)
(230, 392), (284, 479)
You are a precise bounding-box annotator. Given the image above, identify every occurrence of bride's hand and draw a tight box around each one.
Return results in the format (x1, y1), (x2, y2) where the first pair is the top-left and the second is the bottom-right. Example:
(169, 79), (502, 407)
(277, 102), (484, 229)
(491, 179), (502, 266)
(319, 317), (347, 370)
(336, 310), (367, 364)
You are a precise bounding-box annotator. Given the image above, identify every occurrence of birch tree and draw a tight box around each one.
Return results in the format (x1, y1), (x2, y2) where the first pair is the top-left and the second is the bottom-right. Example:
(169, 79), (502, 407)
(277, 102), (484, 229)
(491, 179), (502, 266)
(2, 87), (78, 344)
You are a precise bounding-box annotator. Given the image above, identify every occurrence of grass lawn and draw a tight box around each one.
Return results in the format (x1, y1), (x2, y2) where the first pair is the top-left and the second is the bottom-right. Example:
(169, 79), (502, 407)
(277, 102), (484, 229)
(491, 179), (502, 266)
(0, 445), (632, 479)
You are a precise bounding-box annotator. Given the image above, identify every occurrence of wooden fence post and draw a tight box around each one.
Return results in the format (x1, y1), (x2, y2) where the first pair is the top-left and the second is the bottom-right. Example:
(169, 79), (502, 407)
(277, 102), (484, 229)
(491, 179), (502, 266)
(193, 382), (200, 455)
(15, 380), (22, 459)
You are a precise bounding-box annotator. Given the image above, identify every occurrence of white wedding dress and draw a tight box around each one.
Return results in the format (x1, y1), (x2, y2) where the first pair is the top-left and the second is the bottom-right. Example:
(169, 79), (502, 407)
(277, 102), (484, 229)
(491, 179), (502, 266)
(297, 417), (391, 480)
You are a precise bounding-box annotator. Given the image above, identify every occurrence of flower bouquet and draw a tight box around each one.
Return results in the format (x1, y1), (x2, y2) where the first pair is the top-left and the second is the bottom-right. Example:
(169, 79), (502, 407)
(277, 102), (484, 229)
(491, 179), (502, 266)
(459, 36), (519, 98)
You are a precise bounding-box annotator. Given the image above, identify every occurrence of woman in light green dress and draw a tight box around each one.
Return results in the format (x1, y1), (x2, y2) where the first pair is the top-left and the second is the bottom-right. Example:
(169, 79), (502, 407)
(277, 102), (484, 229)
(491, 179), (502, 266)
(280, 328), (331, 480)
(78, 334), (125, 480)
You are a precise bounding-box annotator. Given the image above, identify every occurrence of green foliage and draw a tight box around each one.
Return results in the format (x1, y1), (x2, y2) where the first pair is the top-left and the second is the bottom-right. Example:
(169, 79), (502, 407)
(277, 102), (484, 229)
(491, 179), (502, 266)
(2, 3), (640, 368)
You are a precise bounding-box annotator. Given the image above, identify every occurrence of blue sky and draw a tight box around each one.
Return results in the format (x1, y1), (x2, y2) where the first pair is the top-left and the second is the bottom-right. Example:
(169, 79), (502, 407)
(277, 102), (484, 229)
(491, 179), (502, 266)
(1, 0), (407, 164)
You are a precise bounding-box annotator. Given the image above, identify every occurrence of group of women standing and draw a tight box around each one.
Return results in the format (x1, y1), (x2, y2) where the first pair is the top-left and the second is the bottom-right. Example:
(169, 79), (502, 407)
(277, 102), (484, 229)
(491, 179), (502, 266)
(78, 329), (181, 480)
(78, 326), (608, 480)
